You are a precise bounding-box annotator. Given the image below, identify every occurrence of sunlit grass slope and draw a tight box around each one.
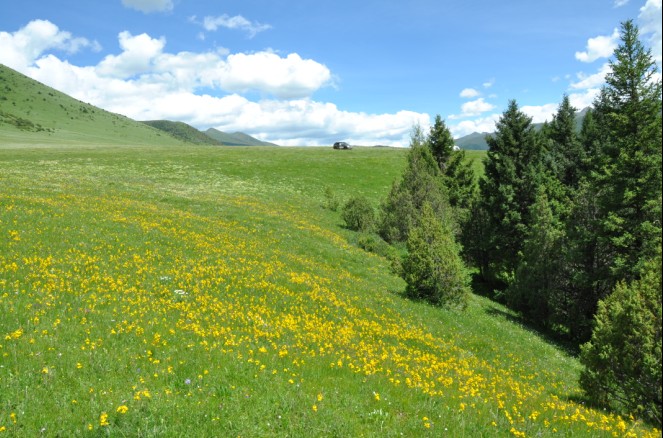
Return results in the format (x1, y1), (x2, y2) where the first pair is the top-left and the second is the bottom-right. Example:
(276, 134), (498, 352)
(0, 145), (658, 437)
(0, 64), (184, 147)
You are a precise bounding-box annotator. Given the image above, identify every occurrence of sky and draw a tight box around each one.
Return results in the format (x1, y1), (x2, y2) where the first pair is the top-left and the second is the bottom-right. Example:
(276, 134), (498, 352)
(0, 0), (661, 146)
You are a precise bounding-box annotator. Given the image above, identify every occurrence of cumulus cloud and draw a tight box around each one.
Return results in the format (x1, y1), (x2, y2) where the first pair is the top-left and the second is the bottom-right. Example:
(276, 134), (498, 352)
(459, 88), (480, 98)
(0, 19), (99, 72)
(575, 28), (620, 63)
(121, 0), (173, 13)
(570, 62), (612, 89)
(449, 98), (496, 119)
(449, 114), (500, 138)
(639, 0), (662, 65)
(2, 19), (426, 146)
(199, 14), (272, 38)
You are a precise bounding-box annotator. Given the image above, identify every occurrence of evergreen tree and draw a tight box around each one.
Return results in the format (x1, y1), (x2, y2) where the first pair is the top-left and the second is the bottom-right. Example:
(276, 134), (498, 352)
(476, 100), (543, 285)
(402, 202), (470, 309)
(544, 95), (584, 189)
(428, 115), (455, 171)
(379, 126), (452, 243)
(506, 189), (565, 325)
(593, 19), (662, 284)
(579, 247), (662, 425)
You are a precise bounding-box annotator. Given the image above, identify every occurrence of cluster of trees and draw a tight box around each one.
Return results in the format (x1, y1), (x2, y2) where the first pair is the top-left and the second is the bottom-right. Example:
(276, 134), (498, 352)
(340, 20), (661, 425)
(464, 20), (661, 424)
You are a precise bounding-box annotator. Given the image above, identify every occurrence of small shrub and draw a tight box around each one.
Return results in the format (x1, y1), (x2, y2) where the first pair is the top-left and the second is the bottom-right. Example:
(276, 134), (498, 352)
(322, 187), (341, 211)
(342, 196), (375, 232)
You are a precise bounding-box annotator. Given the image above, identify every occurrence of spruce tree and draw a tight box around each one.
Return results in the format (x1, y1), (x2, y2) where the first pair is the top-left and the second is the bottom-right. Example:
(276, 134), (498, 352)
(428, 115), (455, 171)
(477, 100), (543, 285)
(593, 19), (662, 285)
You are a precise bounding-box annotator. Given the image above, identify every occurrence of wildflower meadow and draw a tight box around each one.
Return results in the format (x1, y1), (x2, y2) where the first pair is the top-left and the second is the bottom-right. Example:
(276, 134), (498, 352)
(0, 145), (659, 436)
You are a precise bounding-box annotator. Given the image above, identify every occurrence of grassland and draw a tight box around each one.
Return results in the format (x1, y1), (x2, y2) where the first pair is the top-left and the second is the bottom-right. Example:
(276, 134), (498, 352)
(0, 143), (658, 437)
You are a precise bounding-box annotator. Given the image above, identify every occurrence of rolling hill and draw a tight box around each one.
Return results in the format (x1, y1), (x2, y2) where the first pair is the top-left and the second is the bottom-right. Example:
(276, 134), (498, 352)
(141, 120), (223, 145)
(0, 63), (185, 147)
(205, 127), (278, 146)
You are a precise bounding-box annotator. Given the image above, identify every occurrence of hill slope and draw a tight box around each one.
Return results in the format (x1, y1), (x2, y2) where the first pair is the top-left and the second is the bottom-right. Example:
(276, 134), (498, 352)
(0, 144), (657, 437)
(142, 120), (223, 145)
(206, 127), (278, 146)
(0, 63), (184, 147)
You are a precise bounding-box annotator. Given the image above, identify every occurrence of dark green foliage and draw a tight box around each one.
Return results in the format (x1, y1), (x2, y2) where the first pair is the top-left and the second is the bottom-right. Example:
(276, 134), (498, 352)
(379, 127), (452, 243)
(476, 100), (543, 285)
(579, 249), (662, 425)
(542, 95), (584, 189)
(443, 149), (477, 213)
(593, 20), (662, 284)
(342, 196), (376, 232)
(428, 115), (455, 171)
(505, 190), (565, 325)
(401, 203), (470, 309)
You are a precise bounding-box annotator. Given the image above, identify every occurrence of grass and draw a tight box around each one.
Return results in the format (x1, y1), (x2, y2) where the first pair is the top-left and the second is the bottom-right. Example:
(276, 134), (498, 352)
(0, 144), (659, 437)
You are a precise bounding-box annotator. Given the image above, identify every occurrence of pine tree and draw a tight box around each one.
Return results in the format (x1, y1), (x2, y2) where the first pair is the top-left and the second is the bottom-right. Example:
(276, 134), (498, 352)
(428, 115), (455, 171)
(544, 95), (584, 189)
(476, 100), (544, 285)
(593, 19), (662, 284)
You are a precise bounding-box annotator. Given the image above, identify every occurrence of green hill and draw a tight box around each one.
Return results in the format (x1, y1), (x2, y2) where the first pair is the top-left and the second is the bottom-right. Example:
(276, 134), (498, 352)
(142, 120), (223, 145)
(206, 127), (278, 146)
(0, 63), (184, 147)
(1, 141), (657, 436)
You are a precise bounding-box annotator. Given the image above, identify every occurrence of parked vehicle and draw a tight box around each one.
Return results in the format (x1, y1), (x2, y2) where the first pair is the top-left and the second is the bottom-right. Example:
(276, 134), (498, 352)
(332, 141), (352, 150)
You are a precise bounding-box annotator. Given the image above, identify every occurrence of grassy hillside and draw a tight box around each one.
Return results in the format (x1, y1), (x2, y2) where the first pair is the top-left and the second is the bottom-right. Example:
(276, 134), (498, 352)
(0, 64), (184, 147)
(142, 120), (223, 145)
(0, 144), (657, 437)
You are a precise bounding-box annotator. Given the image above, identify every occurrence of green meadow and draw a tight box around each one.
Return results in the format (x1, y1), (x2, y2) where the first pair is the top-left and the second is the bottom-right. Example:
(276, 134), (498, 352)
(0, 143), (658, 437)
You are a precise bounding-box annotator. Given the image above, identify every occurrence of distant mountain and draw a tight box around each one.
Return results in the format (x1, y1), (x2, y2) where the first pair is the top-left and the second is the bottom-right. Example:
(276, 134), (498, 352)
(454, 132), (491, 150)
(0, 63), (185, 146)
(454, 108), (590, 150)
(142, 120), (222, 145)
(205, 128), (278, 146)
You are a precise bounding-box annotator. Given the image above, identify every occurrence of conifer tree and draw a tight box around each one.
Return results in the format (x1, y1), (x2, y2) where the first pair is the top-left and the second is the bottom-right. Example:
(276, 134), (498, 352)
(428, 115), (455, 171)
(476, 100), (543, 285)
(592, 20), (663, 284)
(379, 125), (451, 243)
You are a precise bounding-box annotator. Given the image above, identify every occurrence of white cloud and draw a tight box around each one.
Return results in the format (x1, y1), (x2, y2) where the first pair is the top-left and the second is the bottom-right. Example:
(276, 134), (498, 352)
(449, 98), (496, 119)
(449, 114), (500, 138)
(570, 63), (612, 89)
(200, 14), (272, 38)
(121, 0), (173, 13)
(614, 0), (630, 6)
(575, 28), (620, 63)
(0, 19), (99, 72)
(216, 52), (332, 99)
(460, 88), (480, 98)
(482, 79), (495, 88)
(521, 103), (558, 124)
(639, 0), (662, 65)
(3, 20), (426, 146)
(97, 31), (166, 78)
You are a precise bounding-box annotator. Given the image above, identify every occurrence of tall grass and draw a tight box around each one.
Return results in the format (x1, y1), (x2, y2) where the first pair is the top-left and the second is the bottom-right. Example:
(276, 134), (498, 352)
(0, 145), (658, 436)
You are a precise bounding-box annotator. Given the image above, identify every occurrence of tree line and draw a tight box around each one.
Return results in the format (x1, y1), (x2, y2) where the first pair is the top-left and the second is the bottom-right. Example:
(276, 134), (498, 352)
(339, 20), (661, 426)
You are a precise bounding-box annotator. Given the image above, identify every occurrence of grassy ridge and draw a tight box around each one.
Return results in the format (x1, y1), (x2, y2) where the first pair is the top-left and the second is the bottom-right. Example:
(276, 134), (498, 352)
(0, 145), (658, 436)
(0, 64), (184, 147)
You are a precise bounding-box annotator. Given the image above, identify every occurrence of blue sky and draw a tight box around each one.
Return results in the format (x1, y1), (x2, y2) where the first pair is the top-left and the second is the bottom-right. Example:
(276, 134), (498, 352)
(1, 0), (661, 146)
